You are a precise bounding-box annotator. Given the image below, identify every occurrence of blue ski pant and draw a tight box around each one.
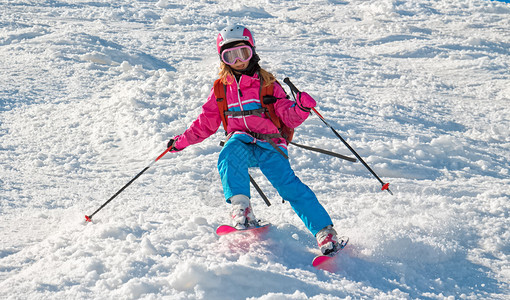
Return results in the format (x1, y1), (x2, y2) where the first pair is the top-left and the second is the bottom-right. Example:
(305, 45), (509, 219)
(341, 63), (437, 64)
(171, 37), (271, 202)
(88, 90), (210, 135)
(217, 135), (333, 236)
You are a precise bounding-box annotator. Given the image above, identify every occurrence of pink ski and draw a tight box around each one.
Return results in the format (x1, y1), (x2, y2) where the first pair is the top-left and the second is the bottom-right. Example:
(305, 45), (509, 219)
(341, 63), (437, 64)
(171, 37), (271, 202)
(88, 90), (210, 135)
(216, 223), (270, 236)
(312, 255), (335, 267)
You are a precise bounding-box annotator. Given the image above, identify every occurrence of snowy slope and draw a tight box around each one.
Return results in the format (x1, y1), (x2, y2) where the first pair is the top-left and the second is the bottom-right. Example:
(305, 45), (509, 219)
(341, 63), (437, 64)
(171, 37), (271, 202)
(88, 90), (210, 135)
(1, 0), (509, 299)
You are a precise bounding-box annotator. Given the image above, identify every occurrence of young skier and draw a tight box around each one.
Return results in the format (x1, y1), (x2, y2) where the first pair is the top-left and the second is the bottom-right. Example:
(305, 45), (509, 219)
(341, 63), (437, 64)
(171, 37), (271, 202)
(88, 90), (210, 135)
(168, 25), (341, 255)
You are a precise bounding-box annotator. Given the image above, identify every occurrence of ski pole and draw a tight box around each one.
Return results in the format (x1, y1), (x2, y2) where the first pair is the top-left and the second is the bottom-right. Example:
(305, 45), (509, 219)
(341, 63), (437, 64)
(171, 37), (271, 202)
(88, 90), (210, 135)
(289, 141), (356, 162)
(283, 77), (392, 195)
(249, 174), (271, 207)
(85, 141), (174, 222)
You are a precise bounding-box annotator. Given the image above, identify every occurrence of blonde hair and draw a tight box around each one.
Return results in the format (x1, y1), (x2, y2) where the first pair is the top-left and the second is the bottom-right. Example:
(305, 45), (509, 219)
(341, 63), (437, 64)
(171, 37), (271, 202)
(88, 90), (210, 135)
(218, 62), (276, 87)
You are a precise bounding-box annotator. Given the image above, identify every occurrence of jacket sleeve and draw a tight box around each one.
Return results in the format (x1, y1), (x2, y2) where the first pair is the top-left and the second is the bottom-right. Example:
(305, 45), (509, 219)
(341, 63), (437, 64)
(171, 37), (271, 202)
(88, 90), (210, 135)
(173, 88), (222, 149)
(272, 82), (310, 128)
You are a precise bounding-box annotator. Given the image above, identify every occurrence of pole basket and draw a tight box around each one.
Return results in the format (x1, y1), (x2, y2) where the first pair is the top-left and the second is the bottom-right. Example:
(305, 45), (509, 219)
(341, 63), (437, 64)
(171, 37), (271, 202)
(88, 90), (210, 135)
(85, 215), (92, 222)
(381, 183), (393, 195)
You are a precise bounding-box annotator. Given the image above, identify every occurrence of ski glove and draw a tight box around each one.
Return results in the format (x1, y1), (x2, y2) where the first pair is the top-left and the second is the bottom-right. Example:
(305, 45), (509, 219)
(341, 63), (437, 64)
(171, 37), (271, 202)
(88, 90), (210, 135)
(296, 92), (316, 112)
(167, 137), (184, 153)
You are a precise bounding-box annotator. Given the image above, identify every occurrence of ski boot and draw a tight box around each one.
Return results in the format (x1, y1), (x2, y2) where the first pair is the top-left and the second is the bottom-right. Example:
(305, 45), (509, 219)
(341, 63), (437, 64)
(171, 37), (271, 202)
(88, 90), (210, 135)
(230, 194), (259, 230)
(316, 225), (341, 255)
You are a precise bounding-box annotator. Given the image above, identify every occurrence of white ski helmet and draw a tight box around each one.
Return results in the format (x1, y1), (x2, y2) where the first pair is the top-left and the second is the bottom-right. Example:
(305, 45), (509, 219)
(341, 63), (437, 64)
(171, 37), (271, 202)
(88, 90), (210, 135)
(216, 25), (255, 54)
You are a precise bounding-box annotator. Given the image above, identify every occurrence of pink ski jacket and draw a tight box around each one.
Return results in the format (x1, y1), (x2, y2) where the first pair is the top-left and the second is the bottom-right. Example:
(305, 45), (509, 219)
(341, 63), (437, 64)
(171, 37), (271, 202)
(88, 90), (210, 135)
(173, 73), (310, 151)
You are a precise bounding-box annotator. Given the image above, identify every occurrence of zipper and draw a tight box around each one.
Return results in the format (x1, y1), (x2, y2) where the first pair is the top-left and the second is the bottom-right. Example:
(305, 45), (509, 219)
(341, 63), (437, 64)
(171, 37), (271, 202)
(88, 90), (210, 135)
(236, 76), (252, 132)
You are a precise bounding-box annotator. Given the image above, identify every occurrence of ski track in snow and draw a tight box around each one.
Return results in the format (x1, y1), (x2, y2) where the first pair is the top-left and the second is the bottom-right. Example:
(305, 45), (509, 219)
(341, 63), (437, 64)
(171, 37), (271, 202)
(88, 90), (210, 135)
(1, 0), (509, 299)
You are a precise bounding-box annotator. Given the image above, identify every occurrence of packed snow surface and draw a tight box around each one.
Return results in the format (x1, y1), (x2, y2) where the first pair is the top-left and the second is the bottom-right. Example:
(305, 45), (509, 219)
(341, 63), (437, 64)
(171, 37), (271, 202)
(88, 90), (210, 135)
(1, 0), (509, 299)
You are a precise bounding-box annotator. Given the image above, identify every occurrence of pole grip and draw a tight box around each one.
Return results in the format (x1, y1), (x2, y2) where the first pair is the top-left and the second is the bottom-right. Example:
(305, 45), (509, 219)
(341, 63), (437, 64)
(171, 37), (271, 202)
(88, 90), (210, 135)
(283, 77), (300, 94)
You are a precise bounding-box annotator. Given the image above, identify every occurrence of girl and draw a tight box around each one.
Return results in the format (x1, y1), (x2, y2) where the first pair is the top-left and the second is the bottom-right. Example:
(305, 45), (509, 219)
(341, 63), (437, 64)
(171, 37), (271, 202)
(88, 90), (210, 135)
(168, 25), (341, 255)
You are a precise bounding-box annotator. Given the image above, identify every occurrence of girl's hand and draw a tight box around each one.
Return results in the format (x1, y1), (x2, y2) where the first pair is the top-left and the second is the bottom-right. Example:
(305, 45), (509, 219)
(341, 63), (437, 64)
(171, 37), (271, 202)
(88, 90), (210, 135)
(296, 92), (316, 112)
(167, 137), (183, 153)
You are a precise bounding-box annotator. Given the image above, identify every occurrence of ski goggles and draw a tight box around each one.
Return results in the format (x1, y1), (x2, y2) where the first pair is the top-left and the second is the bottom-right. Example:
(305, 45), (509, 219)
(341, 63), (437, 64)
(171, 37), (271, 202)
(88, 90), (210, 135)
(221, 45), (253, 65)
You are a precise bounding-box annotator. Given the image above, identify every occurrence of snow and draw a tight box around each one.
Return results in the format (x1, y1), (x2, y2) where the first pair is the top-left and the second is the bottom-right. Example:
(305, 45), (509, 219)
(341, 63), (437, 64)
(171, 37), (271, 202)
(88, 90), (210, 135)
(1, 0), (509, 299)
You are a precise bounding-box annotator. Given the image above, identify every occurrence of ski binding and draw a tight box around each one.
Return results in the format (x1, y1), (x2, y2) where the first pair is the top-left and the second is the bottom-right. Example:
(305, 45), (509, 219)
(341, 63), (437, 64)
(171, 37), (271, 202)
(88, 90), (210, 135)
(312, 236), (349, 268)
